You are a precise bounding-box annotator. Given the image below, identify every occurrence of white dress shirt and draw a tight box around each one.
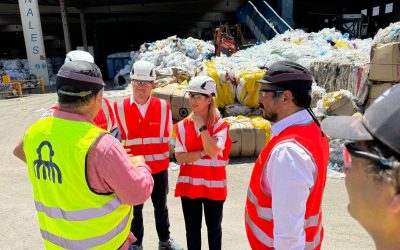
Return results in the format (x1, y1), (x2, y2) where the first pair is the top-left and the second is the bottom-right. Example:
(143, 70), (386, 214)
(262, 109), (317, 250)
(131, 96), (172, 135)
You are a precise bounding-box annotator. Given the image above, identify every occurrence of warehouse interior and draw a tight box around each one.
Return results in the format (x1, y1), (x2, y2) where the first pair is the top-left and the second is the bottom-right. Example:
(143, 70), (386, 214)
(0, 0), (398, 73)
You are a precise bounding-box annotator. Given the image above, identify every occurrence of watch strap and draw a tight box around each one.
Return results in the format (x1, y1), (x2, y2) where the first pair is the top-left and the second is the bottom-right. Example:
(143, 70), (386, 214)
(199, 125), (207, 132)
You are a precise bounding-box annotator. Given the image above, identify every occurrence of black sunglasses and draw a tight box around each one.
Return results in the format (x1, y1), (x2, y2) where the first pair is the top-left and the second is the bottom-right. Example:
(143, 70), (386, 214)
(344, 142), (394, 169)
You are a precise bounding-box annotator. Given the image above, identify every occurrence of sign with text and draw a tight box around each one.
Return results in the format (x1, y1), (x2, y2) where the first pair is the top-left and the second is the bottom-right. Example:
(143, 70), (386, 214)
(18, 0), (50, 85)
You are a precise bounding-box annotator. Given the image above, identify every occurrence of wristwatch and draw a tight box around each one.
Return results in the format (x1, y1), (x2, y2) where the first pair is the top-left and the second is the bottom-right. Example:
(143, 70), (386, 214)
(198, 125), (207, 132)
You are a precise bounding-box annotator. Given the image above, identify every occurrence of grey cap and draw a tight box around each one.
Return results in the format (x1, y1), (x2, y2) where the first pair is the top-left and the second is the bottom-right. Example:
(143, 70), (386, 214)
(321, 84), (400, 155)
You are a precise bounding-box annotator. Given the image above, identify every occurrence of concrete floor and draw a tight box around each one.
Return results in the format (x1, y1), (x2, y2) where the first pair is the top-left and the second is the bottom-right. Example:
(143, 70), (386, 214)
(0, 91), (374, 249)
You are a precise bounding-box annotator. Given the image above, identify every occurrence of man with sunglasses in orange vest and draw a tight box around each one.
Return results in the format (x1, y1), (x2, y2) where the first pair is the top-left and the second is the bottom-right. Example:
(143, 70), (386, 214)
(114, 61), (183, 250)
(322, 85), (400, 249)
(245, 61), (329, 250)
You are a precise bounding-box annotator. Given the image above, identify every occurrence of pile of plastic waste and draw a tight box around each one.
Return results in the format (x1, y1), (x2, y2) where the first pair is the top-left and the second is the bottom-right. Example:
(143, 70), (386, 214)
(0, 58), (58, 86)
(113, 36), (214, 86)
(373, 21), (400, 45)
(137, 36), (214, 75)
(206, 28), (372, 109)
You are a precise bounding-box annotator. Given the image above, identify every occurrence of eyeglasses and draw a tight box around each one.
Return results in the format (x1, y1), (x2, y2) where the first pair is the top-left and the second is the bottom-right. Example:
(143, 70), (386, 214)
(258, 88), (284, 97)
(343, 142), (394, 170)
(188, 92), (209, 100)
(132, 81), (153, 87)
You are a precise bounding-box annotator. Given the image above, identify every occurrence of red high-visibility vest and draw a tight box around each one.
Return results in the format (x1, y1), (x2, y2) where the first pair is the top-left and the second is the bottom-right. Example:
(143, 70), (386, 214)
(93, 97), (116, 131)
(174, 116), (232, 200)
(50, 98), (115, 131)
(114, 97), (170, 174)
(245, 122), (329, 250)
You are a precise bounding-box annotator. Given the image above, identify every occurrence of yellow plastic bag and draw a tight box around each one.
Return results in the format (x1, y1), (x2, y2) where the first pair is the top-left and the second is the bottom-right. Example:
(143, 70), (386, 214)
(322, 90), (346, 109)
(204, 60), (234, 108)
(250, 116), (272, 145)
(237, 69), (265, 108)
(333, 39), (349, 49)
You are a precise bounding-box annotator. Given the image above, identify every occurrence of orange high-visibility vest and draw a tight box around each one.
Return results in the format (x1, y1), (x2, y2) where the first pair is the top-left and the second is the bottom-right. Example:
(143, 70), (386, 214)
(93, 97), (116, 131)
(245, 122), (329, 250)
(174, 117), (232, 200)
(114, 97), (170, 174)
(51, 98), (115, 131)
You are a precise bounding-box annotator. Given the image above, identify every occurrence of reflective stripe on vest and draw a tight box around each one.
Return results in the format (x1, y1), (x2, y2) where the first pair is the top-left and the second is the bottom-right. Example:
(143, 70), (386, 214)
(188, 158), (229, 167)
(177, 121), (187, 152)
(122, 137), (169, 146)
(245, 210), (274, 247)
(144, 151), (170, 162)
(159, 99), (167, 139)
(35, 197), (122, 221)
(246, 210), (322, 249)
(40, 207), (132, 250)
(177, 176), (227, 188)
(247, 187), (321, 228)
(305, 223), (323, 250)
(213, 118), (225, 133)
(117, 99), (168, 144)
(247, 188), (272, 221)
(101, 99), (113, 131)
(116, 101), (129, 138)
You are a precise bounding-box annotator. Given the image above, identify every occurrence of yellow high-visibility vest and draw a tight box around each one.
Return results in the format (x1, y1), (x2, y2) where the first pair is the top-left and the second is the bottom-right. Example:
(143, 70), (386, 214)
(23, 116), (133, 249)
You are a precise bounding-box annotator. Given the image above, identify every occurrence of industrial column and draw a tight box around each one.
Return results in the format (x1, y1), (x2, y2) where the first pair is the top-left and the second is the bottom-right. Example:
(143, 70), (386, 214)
(18, 0), (50, 85)
(59, 0), (72, 53)
(80, 10), (88, 51)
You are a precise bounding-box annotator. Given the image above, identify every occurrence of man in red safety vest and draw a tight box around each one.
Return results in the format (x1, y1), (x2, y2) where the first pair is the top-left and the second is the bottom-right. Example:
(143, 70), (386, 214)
(114, 60), (183, 250)
(245, 61), (330, 250)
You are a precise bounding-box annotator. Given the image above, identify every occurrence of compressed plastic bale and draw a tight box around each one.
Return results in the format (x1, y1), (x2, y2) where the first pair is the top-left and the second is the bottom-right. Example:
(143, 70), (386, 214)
(322, 90), (357, 116)
(152, 83), (191, 122)
(249, 116), (272, 155)
(224, 116), (256, 157)
(311, 83), (326, 108)
(155, 76), (177, 88)
(151, 84), (176, 103)
(224, 103), (252, 117)
(170, 86), (192, 121)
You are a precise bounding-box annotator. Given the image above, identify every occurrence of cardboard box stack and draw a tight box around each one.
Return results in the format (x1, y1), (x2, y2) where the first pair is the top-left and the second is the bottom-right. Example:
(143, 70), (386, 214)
(367, 42), (399, 109)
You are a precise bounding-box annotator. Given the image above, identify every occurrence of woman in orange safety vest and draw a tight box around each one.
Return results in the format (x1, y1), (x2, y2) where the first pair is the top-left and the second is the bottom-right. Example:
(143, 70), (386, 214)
(174, 76), (232, 250)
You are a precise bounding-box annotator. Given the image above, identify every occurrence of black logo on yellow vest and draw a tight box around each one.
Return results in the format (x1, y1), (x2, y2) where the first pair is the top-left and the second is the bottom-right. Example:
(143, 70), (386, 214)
(33, 141), (62, 184)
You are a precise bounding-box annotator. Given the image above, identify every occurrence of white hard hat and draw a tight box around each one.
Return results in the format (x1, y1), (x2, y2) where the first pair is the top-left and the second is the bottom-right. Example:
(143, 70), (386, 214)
(186, 76), (217, 96)
(130, 60), (156, 81)
(65, 50), (94, 64)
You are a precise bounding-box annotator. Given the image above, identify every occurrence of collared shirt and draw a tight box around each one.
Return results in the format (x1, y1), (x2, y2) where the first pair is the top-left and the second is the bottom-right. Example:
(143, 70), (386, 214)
(262, 109), (316, 250)
(130, 96), (172, 135)
(51, 110), (154, 249)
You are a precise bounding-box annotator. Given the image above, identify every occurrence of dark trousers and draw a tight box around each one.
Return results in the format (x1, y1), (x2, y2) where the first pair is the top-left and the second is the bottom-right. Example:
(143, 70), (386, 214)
(181, 197), (224, 250)
(131, 170), (170, 246)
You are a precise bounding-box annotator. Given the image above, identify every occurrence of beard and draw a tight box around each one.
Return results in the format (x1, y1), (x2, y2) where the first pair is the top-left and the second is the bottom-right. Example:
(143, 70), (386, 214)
(261, 107), (278, 122)
(259, 103), (278, 122)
